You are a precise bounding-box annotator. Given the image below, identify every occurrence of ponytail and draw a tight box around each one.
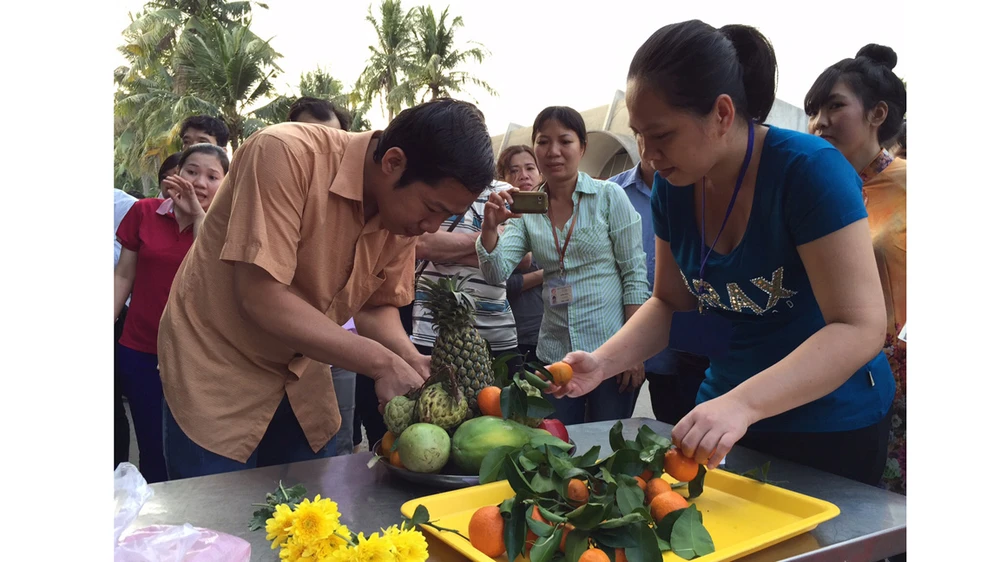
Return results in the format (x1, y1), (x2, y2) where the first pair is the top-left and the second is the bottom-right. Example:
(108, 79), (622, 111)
(719, 25), (777, 122)
(628, 20), (778, 123)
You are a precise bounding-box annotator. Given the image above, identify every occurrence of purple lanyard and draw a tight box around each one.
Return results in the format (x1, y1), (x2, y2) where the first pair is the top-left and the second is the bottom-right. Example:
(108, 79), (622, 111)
(697, 120), (755, 311)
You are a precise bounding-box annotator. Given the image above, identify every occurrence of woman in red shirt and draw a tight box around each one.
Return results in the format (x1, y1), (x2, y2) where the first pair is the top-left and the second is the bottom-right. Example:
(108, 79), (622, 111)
(113, 144), (229, 482)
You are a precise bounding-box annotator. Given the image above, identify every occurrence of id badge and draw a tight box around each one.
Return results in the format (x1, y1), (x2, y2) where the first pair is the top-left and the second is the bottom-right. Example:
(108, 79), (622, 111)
(548, 277), (574, 307)
(668, 310), (733, 358)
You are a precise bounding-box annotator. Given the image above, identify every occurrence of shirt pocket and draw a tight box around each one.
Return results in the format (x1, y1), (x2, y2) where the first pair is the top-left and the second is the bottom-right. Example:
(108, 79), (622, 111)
(569, 225), (613, 267)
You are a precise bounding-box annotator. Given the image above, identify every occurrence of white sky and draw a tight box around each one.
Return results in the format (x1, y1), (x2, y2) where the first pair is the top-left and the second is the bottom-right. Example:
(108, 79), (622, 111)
(114, 0), (906, 137)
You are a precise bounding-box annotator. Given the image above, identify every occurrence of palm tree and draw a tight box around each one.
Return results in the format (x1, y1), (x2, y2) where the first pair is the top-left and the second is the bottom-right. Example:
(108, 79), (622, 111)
(114, 0), (275, 192)
(173, 17), (282, 151)
(389, 6), (497, 106)
(248, 67), (372, 133)
(356, 0), (414, 121)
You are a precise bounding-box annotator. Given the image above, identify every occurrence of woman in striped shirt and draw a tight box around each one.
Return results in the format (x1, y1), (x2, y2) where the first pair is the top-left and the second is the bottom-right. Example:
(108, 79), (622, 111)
(477, 106), (650, 425)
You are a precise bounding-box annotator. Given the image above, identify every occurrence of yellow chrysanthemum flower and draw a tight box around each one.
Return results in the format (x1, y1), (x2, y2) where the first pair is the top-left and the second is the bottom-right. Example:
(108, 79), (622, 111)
(291, 495), (341, 544)
(266, 503), (296, 549)
(353, 532), (396, 562)
(321, 548), (358, 562)
(329, 524), (353, 549)
(383, 526), (429, 562)
(279, 536), (308, 562)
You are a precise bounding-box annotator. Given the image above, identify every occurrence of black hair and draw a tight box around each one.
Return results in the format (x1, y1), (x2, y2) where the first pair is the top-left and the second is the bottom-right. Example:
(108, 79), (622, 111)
(804, 44), (907, 145)
(373, 98), (494, 194)
(180, 114), (230, 148)
(178, 143), (230, 175)
(287, 96), (353, 130)
(531, 106), (588, 147)
(158, 152), (183, 184)
(628, 20), (777, 123)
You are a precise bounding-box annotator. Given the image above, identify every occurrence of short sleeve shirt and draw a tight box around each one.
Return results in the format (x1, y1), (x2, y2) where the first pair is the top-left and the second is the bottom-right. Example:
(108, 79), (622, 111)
(116, 198), (194, 354)
(157, 124), (417, 462)
(651, 126), (895, 432)
(412, 181), (518, 352)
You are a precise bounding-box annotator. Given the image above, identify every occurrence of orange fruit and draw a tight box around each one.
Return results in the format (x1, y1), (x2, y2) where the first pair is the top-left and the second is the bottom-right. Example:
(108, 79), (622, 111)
(615, 548), (628, 562)
(381, 431), (396, 457)
(633, 476), (647, 492)
(389, 451), (404, 468)
(477, 386), (502, 417)
(526, 505), (547, 555)
(558, 523), (575, 552)
(547, 361), (574, 385)
(469, 505), (506, 557)
(650, 490), (689, 522)
(664, 448), (700, 483)
(644, 477), (672, 504)
(567, 478), (590, 505)
(639, 469), (654, 482)
(580, 548), (611, 562)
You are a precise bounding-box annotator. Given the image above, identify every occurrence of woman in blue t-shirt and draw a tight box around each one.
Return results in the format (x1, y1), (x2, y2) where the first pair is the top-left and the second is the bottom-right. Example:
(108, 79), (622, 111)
(547, 20), (895, 486)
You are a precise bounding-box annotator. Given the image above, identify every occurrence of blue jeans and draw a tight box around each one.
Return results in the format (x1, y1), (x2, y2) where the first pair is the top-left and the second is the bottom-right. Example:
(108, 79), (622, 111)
(546, 377), (636, 426)
(163, 394), (337, 480)
(117, 343), (167, 483)
(331, 367), (356, 456)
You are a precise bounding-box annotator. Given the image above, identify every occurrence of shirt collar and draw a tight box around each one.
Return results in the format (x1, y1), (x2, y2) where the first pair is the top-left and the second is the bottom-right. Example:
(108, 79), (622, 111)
(329, 130), (378, 201)
(155, 198), (174, 215)
(574, 171), (599, 195)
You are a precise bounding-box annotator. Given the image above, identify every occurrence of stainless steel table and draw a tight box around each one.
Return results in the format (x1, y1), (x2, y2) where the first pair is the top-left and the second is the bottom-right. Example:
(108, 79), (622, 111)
(130, 418), (905, 561)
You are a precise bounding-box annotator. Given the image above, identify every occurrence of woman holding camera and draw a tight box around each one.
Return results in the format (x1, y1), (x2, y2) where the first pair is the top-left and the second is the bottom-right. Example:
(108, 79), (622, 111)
(477, 106), (649, 424)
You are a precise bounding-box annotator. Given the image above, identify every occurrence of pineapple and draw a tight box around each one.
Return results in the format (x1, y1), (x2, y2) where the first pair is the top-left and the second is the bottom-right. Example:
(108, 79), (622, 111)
(417, 274), (495, 416)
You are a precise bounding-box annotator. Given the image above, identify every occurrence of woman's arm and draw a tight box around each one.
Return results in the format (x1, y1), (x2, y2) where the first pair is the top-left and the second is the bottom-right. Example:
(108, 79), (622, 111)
(728, 219), (885, 419)
(114, 247), (138, 322)
(607, 187), (651, 307)
(673, 219), (886, 467)
(476, 214), (530, 285)
(521, 269), (544, 291)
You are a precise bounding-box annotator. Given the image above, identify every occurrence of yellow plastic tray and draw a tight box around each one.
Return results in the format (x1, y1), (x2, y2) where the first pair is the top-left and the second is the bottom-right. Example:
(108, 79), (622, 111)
(400, 468), (840, 562)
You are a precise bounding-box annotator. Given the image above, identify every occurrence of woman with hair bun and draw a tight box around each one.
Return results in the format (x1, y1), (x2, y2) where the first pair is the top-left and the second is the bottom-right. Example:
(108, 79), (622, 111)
(806, 44), (907, 494)
(546, 20), (895, 486)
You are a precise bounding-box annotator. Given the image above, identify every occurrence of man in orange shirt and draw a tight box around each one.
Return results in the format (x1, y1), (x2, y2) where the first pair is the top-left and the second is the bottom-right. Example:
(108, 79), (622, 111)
(157, 99), (496, 479)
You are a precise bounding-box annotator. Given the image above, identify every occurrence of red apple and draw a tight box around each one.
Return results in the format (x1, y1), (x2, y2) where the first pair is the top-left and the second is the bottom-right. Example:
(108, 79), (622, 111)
(538, 419), (570, 443)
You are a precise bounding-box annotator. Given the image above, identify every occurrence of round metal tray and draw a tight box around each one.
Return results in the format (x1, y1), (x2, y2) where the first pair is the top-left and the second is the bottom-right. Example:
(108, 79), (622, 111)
(373, 437), (576, 490)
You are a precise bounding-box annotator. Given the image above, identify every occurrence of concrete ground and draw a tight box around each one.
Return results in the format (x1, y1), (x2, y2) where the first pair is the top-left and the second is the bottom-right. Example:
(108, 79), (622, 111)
(126, 381), (656, 466)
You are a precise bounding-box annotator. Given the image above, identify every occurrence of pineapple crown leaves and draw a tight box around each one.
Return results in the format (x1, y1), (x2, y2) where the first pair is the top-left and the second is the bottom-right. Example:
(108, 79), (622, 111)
(416, 274), (478, 328)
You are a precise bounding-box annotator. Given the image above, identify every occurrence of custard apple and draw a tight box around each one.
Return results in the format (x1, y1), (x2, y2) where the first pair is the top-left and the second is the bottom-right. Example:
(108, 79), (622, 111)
(418, 382), (469, 431)
(383, 395), (417, 435)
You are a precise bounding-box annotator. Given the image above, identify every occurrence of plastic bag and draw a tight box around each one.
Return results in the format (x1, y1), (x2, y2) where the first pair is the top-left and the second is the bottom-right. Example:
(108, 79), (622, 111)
(114, 462), (252, 562)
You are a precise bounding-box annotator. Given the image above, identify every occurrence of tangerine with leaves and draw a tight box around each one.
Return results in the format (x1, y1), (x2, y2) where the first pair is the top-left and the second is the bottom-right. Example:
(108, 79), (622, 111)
(645, 477), (672, 504)
(477, 386), (502, 417)
(546, 361), (574, 385)
(639, 469), (654, 482)
(650, 490), (689, 522)
(665, 448), (701, 482)
(469, 505), (506, 557)
(567, 478), (590, 505)
(558, 522), (575, 552)
(580, 547), (611, 562)
(633, 476), (647, 492)
(526, 505), (548, 555)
